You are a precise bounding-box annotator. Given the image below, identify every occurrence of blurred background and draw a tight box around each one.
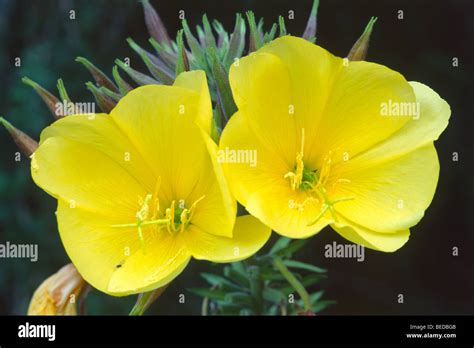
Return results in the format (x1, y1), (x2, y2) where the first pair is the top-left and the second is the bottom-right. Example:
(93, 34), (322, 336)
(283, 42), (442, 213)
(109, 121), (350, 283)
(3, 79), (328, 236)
(0, 0), (472, 315)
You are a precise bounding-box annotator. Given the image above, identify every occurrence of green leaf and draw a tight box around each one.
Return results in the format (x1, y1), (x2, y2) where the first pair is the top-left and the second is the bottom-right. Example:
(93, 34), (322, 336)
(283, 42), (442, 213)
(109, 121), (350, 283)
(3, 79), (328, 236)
(112, 66), (132, 95)
(280, 275), (325, 295)
(263, 287), (286, 302)
(283, 260), (327, 274)
(224, 292), (254, 307)
(126, 38), (174, 84)
(246, 11), (263, 52)
(275, 239), (308, 258)
(202, 14), (217, 48)
(224, 263), (249, 287)
(224, 13), (246, 68)
(313, 300), (336, 312)
(279, 16), (287, 37)
(115, 59), (159, 85)
(200, 273), (242, 292)
(56, 79), (71, 103)
(310, 290), (324, 304)
(182, 19), (207, 68)
(148, 37), (177, 69)
(175, 29), (189, 75)
(209, 46), (237, 123)
(269, 237), (291, 254)
(263, 23), (277, 43)
(188, 287), (226, 301)
(267, 305), (280, 315)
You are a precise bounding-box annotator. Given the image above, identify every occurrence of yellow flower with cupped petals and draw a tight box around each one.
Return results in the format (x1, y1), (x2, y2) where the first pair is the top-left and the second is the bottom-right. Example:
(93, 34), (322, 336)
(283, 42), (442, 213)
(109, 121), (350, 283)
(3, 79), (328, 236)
(220, 36), (450, 252)
(31, 71), (270, 296)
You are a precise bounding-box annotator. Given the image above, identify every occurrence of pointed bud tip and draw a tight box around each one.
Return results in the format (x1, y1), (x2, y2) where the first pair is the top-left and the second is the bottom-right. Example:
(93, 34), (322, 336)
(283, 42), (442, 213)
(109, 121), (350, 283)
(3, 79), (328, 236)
(347, 16), (378, 61)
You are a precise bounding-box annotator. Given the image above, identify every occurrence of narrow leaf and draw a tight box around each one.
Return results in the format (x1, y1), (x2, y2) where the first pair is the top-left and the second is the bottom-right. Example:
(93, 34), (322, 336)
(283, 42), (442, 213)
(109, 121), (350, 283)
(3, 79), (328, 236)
(270, 237), (292, 254)
(279, 16), (287, 37)
(283, 260), (327, 274)
(115, 59), (159, 85)
(175, 29), (189, 75)
(209, 47), (237, 123)
(182, 19), (207, 68)
(56, 79), (71, 103)
(200, 273), (242, 292)
(148, 37), (177, 69)
(127, 38), (174, 84)
(112, 66), (133, 95)
(188, 287), (226, 301)
(202, 14), (217, 48)
(224, 13), (246, 68)
(246, 11), (263, 52)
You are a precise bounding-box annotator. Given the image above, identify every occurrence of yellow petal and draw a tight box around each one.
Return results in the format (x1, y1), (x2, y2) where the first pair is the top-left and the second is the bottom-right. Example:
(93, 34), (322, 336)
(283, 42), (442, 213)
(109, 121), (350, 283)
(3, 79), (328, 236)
(229, 52), (297, 165)
(256, 36), (415, 168)
(332, 144), (439, 232)
(220, 112), (330, 238)
(220, 111), (289, 205)
(346, 81), (451, 162)
(245, 182), (331, 238)
(184, 215), (271, 262)
(331, 217), (409, 252)
(40, 113), (155, 192)
(192, 133), (236, 238)
(110, 85), (235, 237)
(173, 70), (213, 135)
(31, 137), (146, 219)
(56, 200), (190, 296)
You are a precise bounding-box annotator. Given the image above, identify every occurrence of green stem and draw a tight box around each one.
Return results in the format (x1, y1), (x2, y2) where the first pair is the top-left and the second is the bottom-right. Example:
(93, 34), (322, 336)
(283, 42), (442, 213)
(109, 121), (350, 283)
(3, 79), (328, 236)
(273, 256), (312, 312)
(246, 264), (263, 315)
(129, 287), (166, 315)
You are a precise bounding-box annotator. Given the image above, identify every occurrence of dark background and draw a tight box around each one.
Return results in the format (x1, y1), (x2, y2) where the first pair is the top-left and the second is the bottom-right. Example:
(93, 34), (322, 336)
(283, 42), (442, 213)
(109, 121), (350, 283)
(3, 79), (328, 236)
(0, 0), (472, 315)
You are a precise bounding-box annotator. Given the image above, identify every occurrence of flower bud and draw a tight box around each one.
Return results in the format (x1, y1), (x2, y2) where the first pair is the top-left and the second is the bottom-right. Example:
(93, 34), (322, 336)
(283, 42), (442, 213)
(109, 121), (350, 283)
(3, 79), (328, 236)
(27, 263), (87, 315)
(0, 117), (38, 156)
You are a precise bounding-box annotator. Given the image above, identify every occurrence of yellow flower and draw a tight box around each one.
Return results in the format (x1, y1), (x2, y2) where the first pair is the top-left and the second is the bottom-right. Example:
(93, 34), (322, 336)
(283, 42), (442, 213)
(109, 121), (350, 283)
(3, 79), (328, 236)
(31, 71), (270, 295)
(220, 36), (450, 252)
(28, 263), (86, 315)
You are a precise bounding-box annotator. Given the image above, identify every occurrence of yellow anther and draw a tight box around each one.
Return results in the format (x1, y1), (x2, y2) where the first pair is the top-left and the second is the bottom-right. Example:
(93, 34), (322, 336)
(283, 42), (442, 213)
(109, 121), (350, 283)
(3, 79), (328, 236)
(136, 194), (152, 222)
(188, 195), (206, 221)
(179, 209), (189, 232)
(285, 128), (305, 190)
(165, 200), (176, 232)
(151, 177), (162, 219)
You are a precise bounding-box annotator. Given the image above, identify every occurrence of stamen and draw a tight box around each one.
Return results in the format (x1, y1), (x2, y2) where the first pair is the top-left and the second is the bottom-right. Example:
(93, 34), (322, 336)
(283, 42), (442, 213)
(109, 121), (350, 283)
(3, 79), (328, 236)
(284, 128), (305, 190)
(165, 200), (176, 232)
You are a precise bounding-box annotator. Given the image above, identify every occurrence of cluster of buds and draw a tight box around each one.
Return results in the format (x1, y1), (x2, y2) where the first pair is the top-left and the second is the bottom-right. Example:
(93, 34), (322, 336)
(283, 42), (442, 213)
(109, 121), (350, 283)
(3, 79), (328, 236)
(1, 0), (377, 147)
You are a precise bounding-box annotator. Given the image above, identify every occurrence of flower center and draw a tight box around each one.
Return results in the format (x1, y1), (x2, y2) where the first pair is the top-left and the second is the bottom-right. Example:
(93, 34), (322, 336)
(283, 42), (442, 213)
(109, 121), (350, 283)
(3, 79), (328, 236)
(110, 177), (205, 253)
(284, 128), (354, 227)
